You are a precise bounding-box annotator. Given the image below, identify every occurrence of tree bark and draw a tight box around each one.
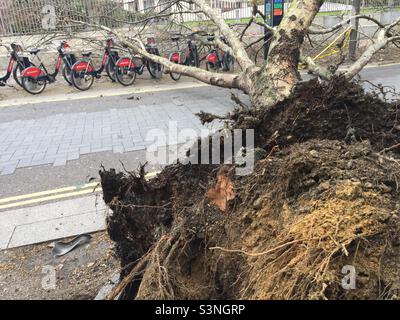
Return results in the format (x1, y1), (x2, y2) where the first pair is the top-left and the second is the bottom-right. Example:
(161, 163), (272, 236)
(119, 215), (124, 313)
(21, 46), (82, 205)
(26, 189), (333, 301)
(249, 0), (323, 110)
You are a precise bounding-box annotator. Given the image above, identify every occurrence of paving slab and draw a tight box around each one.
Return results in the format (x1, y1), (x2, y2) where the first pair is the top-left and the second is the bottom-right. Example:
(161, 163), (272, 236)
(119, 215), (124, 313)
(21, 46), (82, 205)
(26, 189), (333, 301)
(0, 95), (237, 175)
(7, 210), (106, 249)
(0, 225), (14, 250)
(0, 195), (106, 250)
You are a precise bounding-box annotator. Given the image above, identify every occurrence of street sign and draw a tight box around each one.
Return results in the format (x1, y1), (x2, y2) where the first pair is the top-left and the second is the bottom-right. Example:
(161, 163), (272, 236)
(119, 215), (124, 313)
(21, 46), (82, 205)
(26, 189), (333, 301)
(272, 0), (284, 26)
(265, 0), (284, 27)
(264, 0), (285, 59)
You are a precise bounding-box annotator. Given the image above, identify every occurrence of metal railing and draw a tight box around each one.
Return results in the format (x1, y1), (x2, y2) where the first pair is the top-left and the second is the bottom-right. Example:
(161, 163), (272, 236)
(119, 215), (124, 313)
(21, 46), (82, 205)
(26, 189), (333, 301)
(333, 0), (400, 7)
(0, 0), (138, 36)
(0, 0), (399, 36)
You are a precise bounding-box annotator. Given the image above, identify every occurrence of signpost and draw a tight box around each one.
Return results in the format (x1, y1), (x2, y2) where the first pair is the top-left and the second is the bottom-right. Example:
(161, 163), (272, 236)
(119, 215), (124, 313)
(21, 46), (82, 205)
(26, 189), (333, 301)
(264, 0), (285, 59)
(272, 0), (284, 26)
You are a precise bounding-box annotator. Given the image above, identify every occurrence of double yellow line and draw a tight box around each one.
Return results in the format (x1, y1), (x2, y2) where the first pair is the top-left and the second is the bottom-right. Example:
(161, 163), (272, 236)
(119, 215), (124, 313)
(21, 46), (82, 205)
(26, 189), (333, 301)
(0, 171), (160, 210)
(0, 182), (101, 210)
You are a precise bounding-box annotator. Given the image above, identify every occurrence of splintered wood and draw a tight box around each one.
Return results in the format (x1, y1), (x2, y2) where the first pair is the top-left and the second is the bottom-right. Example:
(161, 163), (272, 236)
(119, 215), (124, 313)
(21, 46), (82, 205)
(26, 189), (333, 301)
(206, 170), (235, 212)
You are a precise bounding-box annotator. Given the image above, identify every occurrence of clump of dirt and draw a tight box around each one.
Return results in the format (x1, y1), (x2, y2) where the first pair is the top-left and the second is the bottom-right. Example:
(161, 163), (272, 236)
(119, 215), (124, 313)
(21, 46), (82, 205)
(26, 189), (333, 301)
(231, 77), (400, 152)
(100, 79), (400, 300)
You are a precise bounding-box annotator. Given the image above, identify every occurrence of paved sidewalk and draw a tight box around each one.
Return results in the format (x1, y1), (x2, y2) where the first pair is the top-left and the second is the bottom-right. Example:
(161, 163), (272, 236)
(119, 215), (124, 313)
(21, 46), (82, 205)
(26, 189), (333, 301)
(0, 80), (208, 108)
(0, 194), (106, 250)
(0, 90), (234, 175)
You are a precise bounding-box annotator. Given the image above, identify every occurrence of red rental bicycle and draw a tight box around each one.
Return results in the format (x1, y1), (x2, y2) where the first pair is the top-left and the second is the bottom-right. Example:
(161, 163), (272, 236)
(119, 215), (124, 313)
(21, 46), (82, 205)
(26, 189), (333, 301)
(168, 34), (200, 81)
(0, 43), (33, 87)
(205, 35), (234, 72)
(70, 39), (136, 91)
(0, 44), (17, 87)
(16, 41), (78, 95)
(116, 37), (164, 85)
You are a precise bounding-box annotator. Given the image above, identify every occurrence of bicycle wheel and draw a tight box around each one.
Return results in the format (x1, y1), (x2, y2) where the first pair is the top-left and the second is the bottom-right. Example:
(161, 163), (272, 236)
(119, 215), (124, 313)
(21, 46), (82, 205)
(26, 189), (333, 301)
(13, 60), (35, 88)
(147, 60), (163, 79)
(106, 62), (117, 82)
(71, 70), (94, 91)
(206, 61), (217, 71)
(115, 65), (137, 86)
(21, 77), (47, 95)
(62, 64), (73, 85)
(170, 62), (181, 81)
(224, 54), (234, 72)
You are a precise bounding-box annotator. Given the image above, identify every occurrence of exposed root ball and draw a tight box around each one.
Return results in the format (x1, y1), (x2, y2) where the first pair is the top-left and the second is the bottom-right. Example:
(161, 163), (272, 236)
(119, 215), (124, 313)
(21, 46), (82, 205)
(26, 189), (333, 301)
(101, 79), (400, 300)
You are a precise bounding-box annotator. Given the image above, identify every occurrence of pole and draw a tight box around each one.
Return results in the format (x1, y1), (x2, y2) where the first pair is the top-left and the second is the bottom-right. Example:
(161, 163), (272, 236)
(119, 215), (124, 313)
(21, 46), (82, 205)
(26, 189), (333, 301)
(349, 0), (361, 61)
(264, 0), (272, 60)
(264, 0), (284, 60)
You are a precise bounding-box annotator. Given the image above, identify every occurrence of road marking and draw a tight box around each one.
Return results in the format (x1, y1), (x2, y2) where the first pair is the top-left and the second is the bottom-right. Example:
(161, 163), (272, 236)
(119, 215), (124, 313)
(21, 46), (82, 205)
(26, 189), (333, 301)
(0, 188), (100, 210)
(0, 171), (160, 210)
(0, 182), (99, 204)
(0, 82), (209, 108)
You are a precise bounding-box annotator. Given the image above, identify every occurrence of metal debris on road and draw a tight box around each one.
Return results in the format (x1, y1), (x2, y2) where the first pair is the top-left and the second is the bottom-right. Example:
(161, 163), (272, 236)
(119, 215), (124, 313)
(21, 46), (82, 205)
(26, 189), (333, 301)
(52, 234), (92, 258)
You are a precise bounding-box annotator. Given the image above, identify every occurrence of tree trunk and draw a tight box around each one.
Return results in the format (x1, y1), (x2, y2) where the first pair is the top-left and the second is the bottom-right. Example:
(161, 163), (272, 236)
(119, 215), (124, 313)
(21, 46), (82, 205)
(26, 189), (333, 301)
(248, 0), (323, 111)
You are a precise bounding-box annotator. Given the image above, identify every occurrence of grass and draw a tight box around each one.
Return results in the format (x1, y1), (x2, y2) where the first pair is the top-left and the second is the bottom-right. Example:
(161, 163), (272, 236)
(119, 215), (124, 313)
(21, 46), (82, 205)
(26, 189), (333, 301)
(317, 6), (400, 16)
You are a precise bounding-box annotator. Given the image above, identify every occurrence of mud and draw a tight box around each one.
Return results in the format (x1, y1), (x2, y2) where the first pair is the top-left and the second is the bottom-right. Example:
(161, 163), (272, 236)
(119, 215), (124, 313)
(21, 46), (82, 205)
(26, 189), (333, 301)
(100, 79), (400, 300)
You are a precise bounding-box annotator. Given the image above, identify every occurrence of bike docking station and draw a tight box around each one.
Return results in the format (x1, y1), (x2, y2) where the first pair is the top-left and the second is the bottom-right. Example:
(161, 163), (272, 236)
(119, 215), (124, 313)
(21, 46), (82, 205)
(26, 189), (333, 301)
(264, 0), (285, 59)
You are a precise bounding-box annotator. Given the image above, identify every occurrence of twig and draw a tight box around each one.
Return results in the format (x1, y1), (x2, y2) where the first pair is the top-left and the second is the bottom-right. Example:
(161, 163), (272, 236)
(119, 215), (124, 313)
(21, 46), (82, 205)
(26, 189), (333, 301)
(379, 143), (400, 154)
(209, 238), (318, 257)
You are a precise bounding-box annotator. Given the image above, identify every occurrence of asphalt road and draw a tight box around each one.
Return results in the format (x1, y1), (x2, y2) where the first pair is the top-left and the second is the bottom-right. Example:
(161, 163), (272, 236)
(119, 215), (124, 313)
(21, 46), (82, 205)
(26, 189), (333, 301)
(0, 63), (399, 201)
(360, 63), (400, 87)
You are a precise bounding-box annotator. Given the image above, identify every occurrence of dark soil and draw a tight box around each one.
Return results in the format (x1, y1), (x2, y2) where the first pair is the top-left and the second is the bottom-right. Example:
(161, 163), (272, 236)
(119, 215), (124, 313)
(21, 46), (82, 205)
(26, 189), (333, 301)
(100, 79), (400, 300)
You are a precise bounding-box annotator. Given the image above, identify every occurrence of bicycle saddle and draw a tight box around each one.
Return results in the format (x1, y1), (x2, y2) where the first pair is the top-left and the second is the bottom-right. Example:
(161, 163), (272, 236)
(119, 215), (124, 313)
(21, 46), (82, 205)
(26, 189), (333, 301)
(171, 36), (180, 41)
(81, 51), (92, 57)
(29, 48), (41, 55)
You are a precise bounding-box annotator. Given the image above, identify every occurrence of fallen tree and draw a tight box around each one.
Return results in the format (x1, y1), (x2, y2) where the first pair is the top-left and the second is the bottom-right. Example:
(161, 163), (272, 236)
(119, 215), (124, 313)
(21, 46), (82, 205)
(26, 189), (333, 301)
(86, 0), (400, 299)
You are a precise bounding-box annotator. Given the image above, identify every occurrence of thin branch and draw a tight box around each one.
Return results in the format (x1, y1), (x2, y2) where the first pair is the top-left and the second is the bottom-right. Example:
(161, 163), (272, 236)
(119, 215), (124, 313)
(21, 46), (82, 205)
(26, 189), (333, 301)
(300, 55), (334, 80)
(344, 31), (400, 79)
(309, 15), (385, 34)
